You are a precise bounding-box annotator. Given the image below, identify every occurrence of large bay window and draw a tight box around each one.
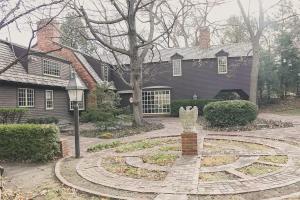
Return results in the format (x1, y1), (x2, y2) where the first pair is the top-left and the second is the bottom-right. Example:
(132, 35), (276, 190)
(142, 90), (171, 114)
(18, 88), (34, 107)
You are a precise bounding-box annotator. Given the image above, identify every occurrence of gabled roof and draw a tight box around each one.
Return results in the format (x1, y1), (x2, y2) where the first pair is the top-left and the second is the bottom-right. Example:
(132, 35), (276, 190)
(99, 42), (253, 65)
(0, 40), (86, 88)
(74, 52), (103, 84)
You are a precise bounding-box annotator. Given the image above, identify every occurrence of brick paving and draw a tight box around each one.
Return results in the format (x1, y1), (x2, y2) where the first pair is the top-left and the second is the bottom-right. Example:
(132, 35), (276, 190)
(56, 115), (300, 199)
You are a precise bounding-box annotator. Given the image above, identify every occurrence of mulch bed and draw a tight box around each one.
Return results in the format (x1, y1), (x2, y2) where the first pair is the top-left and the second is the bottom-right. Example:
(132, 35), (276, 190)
(199, 117), (293, 132)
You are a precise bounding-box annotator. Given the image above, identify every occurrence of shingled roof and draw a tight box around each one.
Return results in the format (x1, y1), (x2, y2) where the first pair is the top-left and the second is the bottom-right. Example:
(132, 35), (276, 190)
(99, 42), (253, 65)
(0, 40), (84, 88)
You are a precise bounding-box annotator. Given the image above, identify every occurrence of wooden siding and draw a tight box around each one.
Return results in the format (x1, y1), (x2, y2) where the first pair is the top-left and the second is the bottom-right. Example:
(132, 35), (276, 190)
(0, 82), (72, 122)
(28, 56), (71, 80)
(143, 57), (252, 100)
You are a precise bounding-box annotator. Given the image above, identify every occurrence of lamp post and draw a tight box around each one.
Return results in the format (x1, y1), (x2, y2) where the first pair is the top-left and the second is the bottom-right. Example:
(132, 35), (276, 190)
(66, 72), (85, 158)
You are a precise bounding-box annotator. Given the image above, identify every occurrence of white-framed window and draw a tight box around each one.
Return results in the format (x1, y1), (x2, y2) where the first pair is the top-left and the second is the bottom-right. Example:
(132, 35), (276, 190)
(45, 90), (54, 110)
(43, 59), (61, 77)
(102, 65), (109, 81)
(218, 56), (228, 74)
(18, 88), (34, 107)
(142, 90), (171, 114)
(172, 59), (182, 76)
(70, 94), (85, 111)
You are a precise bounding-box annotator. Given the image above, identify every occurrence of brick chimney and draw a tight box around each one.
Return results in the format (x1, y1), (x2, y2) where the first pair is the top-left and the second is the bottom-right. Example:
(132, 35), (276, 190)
(199, 26), (210, 49)
(36, 19), (60, 52)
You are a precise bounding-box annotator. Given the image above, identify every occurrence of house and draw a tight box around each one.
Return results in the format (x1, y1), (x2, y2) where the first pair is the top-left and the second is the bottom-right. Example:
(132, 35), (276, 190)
(0, 39), (87, 122)
(0, 19), (253, 120)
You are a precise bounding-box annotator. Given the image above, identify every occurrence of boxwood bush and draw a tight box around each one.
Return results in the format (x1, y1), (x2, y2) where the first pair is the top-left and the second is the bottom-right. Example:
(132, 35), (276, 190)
(203, 100), (258, 127)
(0, 108), (27, 124)
(171, 99), (219, 116)
(0, 124), (60, 162)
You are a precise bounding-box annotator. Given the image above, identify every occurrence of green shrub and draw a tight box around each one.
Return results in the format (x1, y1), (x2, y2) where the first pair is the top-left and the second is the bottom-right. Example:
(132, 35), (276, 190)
(171, 99), (219, 116)
(81, 84), (124, 130)
(26, 116), (59, 124)
(0, 108), (27, 124)
(0, 124), (60, 162)
(203, 100), (258, 127)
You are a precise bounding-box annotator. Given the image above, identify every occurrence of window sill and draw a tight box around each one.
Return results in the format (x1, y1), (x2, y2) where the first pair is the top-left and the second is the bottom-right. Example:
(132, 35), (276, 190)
(43, 74), (61, 78)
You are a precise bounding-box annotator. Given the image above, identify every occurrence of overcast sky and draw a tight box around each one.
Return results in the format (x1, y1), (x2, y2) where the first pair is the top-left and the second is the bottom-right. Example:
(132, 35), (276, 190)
(0, 0), (299, 46)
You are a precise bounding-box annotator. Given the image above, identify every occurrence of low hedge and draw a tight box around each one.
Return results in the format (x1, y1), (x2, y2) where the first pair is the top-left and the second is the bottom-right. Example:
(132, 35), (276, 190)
(203, 100), (258, 127)
(0, 108), (27, 124)
(0, 124), (60, 162)
(171, 99), (219, 116)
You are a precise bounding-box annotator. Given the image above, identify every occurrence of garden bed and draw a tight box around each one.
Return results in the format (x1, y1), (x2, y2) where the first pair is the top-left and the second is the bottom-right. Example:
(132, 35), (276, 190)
(199, 117), (293, 132)
(80, 120), (164, 139)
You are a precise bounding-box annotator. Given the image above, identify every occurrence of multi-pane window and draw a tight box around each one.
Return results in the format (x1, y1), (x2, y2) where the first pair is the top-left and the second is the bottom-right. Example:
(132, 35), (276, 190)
(218, 56), (228, 74)
(18, 88), (34, 107)
(142, 90), (171, 114)
(172, 59), (182, 76)
(70, 94), (85, 111)
(43, 59), (61, 77)
(45, 90), (54, 110)
(102, 65), (109, 81)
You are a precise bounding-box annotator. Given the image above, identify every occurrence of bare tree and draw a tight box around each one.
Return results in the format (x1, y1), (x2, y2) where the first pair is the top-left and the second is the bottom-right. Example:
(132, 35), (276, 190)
(156, 0), (225, 48)
(77, 0), (178, 126)
(237, 0), (265, 103)
(0, 0), (67, 75)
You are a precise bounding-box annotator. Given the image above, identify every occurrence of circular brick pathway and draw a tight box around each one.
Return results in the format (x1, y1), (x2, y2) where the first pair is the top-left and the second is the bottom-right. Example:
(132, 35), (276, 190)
(56, 117), (300, 200)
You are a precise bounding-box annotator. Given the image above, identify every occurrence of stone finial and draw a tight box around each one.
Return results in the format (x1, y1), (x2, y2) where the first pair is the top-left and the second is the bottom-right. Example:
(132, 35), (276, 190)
(179, 106), (198, 133)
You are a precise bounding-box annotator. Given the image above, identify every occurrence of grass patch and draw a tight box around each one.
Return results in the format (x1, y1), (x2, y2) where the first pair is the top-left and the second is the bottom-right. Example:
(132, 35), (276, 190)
(102, 156), (167, 181)
(199, 171), (238, 182)
(142, 153), (178, 166)
(115, 138), (176, 153)
(159, 145), (181, 152)
(258, 155), (288, 164)
(87, 141), (121, 152)
(205, 139), (273, 152)
(201, 156), (238, 167)
(237, 163), (280, 176)
(2, 181), (102, 200)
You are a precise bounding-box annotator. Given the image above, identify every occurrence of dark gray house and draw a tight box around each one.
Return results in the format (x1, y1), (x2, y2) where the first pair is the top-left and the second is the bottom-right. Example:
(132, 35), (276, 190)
(0, 20), (253, 119)
(0, 40), (87, 122)
(111, 43), (253, 115)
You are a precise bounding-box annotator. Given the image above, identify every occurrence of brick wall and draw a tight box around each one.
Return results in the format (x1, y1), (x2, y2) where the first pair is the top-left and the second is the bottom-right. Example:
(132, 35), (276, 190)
(181, 132), (198, 156)
(35, 19), (97, 107)
(35, 19), (97, 90)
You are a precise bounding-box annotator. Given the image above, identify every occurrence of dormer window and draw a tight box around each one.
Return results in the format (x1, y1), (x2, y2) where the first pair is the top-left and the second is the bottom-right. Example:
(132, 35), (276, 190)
(217, 56), (228, 74)
(172, 59), (182, 76)
(43, 59), (61, 77)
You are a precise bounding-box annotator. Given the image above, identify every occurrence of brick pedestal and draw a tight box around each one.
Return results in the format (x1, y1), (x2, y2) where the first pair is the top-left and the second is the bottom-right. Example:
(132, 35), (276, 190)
(59, 139), (70, 157)
(181, 132), (198, 156)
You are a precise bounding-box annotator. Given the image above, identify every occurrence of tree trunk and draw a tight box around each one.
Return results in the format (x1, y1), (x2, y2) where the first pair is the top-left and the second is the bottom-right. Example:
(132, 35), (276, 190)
(128, 0), (143, 127)
(131, 60), (143, 127)
(249, 41), (260, 104)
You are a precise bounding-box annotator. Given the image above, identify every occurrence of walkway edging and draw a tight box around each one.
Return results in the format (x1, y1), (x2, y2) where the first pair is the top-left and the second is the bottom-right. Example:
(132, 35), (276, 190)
(55, 156), (136, 200)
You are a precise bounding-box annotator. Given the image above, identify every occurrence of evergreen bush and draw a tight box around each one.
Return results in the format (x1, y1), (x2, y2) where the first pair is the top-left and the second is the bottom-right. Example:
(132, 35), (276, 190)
(203, 100), (258, 127)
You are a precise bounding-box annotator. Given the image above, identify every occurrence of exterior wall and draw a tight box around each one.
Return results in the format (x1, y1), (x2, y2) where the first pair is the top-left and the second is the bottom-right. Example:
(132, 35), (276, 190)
(35, 20), (97, 92)
(0, 82), (72, 122)
(28, 55), (71, 80)
(143, 57), (252, 100)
